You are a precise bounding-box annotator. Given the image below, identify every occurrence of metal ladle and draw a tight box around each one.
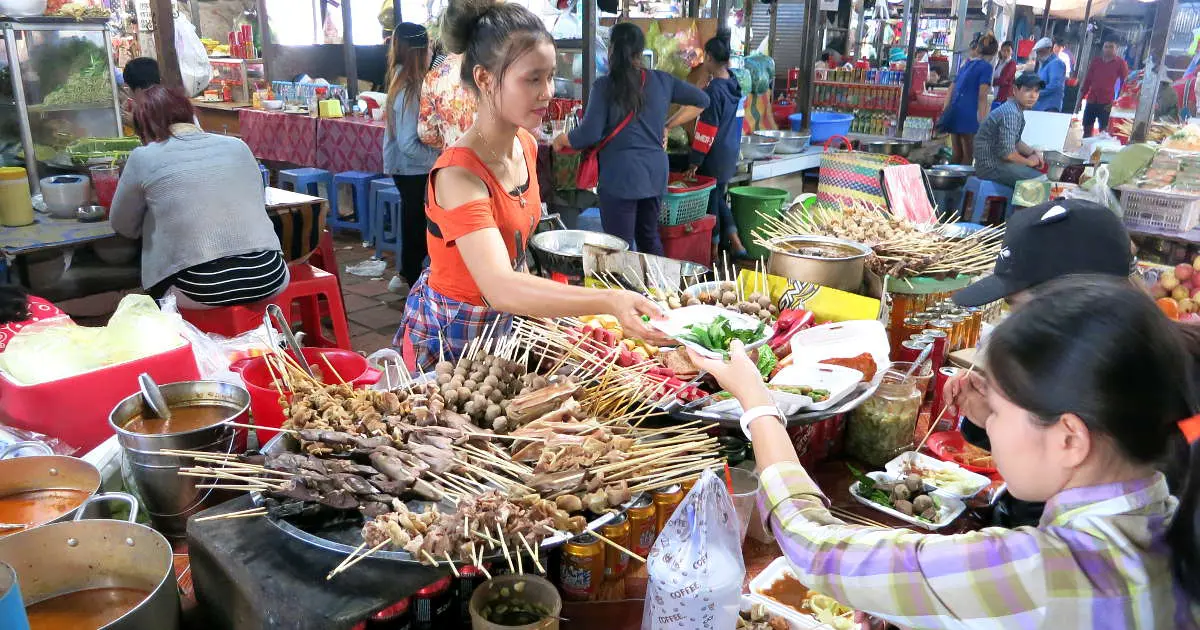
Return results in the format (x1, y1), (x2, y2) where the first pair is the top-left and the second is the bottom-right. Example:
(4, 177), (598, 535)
(266, 303), (315, 379)
(138, 372), (172, 420)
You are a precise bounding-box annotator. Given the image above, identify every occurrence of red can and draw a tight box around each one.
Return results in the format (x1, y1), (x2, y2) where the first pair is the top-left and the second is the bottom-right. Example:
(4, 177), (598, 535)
(367, 597), (411, 629)
(412, 577), (452, 629)
(921, 329), (949, 368)
(896, 339), (930, 364)
(930, 366), (961, 427)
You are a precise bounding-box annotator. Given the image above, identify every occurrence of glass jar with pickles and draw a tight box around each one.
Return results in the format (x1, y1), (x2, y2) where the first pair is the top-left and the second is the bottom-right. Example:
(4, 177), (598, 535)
(845, 371), (923, 466)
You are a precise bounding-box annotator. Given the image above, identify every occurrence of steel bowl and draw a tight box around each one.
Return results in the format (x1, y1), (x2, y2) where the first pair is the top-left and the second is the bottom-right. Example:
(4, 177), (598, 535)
(925, 169), (968, 190)
(76, 204), (106, 222)
(763, 235), (873, 292)
(741, 135), (778, 160)
(753, 130), (811, 154)
(930, 164), (975, 176)
(859, 139), (921, 158)
(529, 229), (629, 283)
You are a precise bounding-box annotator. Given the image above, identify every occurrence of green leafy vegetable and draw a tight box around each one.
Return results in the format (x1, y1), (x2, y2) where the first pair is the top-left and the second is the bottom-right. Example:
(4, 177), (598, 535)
(756, 345), (778, 378)
(677, 315), (766, 356)
(848, 464), (890, 508)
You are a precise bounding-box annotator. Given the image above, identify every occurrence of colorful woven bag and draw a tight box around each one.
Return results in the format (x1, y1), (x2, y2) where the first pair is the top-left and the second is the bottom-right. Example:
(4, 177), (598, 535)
(816, 135), (909, 208)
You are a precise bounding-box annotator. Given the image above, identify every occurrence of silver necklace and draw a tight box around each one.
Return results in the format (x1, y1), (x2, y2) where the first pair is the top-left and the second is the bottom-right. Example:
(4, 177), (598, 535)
(474, 130), (527, 207)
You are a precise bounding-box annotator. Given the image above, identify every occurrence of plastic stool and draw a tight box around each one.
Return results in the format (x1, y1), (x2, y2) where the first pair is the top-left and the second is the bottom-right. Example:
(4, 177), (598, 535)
(330, 171), (381, 240)
(178, 263), (352, 349)
(963, 177), (1014, 224)
(258, 164), (269, 188)
(372, 187), (403, 269)
(306, 229), (340, 282)
(578, 207), (603, 233)
(279, 167), (334, 206)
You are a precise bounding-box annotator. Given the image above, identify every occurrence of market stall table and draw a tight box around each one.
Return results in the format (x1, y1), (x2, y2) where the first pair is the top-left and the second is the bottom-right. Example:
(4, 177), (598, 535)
(316, 116), (386, 174)
(240, 109), (318, 167)
(0, 214), (118, 285)
(194, 101), (249, 136)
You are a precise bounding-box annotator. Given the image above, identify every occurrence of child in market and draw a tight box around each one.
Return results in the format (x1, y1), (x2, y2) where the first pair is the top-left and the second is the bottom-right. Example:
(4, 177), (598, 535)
(693, 276), (1200, 628)
(687, 31), (746, 260)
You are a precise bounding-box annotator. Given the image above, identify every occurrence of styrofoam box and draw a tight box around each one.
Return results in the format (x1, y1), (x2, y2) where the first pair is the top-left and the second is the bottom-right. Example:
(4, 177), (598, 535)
(747, 557), (851, 630)
(740, 593), (828, 630)
(788, 320), (891, 376)
(770, 363), (865, 412)
(849, 471), (967, 531)
(884, 451), (991, 499)
(651, 304), (774, 359)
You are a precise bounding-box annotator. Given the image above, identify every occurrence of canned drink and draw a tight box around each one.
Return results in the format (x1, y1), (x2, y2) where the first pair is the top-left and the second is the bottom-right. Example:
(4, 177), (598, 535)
(653, 485), (684, 534)
(367, 597), (411, 629)
(680, 477), (697, 494)
(627, 494), (656, 557)
(455, 565), (485, 628)
(412, 577), (452, 629)
(600, 513), (632, 578)
(921, 328), (949, 367)
(897, 339), (930, 363)
(909, 334), (934, 345)
(945, 313), (967, 352)
(560, 534), (604, 601)
(965, 308), (983, 348)
(902, 315), (926, 342)
(931, 366), (961, 427)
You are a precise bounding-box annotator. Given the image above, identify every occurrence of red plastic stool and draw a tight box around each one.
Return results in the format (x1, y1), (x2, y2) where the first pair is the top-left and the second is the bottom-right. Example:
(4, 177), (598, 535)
(179, 263), (353, 349)
(306, 229), (340, 283)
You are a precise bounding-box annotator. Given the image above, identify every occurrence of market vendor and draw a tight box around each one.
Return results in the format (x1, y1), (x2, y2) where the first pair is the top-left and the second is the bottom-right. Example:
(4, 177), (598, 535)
(693, 276), (1200, 627)
(1031, 37), (1066, 112)
(1079, 38), (1130, 137)
(110, 86), (288, 309)
(398, 0), (666, 372)
(972, 73), (1045, 186)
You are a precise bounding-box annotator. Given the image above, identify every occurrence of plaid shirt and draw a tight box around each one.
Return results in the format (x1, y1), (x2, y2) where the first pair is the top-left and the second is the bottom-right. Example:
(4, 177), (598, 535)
(397, 270), (511, 373)
(974, 100), (1025, 175)
(758, 462), (1200, 629)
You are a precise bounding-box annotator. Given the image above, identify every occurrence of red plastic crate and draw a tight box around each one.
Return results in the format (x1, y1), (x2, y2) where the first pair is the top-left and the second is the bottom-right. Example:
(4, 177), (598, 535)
(659, 214), (716, 267)
(0, 339), (200, 453)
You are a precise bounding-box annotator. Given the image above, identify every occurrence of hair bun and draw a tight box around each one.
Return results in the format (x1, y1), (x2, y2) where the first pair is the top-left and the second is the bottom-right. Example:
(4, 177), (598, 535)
(441, 0), (501, 55)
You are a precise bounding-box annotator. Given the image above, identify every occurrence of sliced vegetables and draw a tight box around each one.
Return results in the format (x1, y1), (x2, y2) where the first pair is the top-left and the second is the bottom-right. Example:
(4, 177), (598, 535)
(678, 315), (766, 356)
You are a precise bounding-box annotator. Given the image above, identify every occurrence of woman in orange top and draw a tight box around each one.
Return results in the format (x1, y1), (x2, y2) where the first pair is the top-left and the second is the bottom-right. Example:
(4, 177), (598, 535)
(397, 0), (665, 372)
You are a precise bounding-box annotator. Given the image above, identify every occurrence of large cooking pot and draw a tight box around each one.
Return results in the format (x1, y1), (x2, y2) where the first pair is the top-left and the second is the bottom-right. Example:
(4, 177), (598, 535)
(0, 493), (180, 630)
(109, 380), (250, 538)
(763, 235), (873, 292)
(925, 168), (968, 190)
(859, 139), (921, 158)
(1042, 150), (1086, 181)
(0, 441), (102, 536)
(529, 230), (629, 285)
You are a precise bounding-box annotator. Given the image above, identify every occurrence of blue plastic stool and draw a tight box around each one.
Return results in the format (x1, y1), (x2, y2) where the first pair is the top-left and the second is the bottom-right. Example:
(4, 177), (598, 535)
(330, 171), (381, 241)
(258, 164), (269, 188)
(578, 207), (603, 233)
(278, 167), (334, 207)
(963, 176), (1015, 224)
(371, 187), (403, 270)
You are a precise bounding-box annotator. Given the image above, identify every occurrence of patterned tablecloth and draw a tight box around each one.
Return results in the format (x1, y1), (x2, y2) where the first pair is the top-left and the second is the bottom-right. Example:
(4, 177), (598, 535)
(0, 214), (116, 257)
(316, 116), (385, 174)
(239, 109), (318, 166)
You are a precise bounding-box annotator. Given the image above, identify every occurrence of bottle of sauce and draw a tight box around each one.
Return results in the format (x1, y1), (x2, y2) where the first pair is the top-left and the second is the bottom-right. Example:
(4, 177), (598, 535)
(0, 167), (33, 227)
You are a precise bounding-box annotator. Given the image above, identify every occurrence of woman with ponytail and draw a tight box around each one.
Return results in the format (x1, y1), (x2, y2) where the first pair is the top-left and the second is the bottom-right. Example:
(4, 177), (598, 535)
(552, 23), (709, 255)
(693, 275), (1200, 628)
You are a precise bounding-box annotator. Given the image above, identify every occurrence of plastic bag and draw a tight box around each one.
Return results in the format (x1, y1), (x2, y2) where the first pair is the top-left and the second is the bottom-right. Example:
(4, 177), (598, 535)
(175, 14), (213, 96)
(647, 22), (689, 79)
(642, 470), (745, 629)
(1064, 165), (1121, 216)
(673, 20), (703, 69)
(159, 294), (277, 384)
(1107, 143), (1157, 187)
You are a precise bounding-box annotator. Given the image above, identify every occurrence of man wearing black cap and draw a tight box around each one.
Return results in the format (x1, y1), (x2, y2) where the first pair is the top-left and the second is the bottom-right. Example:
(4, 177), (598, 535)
(972, 74), (1046, 187)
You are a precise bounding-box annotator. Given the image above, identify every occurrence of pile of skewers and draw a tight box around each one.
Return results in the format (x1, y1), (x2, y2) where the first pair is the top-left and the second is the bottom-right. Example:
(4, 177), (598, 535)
(753, 200), (1006, 278)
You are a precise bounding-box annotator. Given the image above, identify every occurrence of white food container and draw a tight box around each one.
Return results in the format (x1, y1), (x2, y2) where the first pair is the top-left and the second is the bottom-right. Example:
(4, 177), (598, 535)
(651, 304), (774, 359)
(884, 451), (992, 499)
(849, 471), (967, 531)
(748, 557), (860, 630)
(770, 363), (864, 412)
(788, 320), (892, 381)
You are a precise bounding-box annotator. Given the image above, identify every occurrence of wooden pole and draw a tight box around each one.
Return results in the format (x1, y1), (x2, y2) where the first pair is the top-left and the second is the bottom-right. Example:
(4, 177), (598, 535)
(341, 0), (359, 100)
(796, 0), (822, 133)
(1132, 0), (1179, 142)
(897, 0), (922, 135)
(583, 0), (596, 105)
(151, 0), (182, 90)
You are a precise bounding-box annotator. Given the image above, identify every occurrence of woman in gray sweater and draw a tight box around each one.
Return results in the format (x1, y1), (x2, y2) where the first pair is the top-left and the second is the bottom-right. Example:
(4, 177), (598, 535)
(110, 86), (287, 309)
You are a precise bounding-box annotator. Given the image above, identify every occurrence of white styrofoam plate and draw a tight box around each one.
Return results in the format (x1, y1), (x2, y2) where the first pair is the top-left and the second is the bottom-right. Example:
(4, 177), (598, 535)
(849, 471), (966, 531)
(741, 594), (830, 630)
(650, 304), (774, 359)
(788, 320), (891, 383)
(883, 451), (992, 499)
(704, 389), (815, 417)
(748, 557), (853, 630)
(769, 363), (864, 412)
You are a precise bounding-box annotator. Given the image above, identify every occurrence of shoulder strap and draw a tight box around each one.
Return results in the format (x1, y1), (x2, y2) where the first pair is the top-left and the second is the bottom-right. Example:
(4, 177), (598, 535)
(595, 70), (647, 152)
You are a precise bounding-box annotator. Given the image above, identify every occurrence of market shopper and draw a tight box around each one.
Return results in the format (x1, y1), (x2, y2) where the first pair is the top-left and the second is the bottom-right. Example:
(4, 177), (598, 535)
(972, 74), (1045, 186)
(940, 33), (997, 165)
(553, 23), (709, 255)
(1031, 37), (1066, 112)
(398, 0), (666, 371)
(692, 276), (1200, 628)
(417, 50), (477, 149)
(992, 40), (1016, 105)
(687, 32), (745, 260)
(110, 86), (288, 309)
(1079, 38), (1130, 137)
(383, 22), (439, 293)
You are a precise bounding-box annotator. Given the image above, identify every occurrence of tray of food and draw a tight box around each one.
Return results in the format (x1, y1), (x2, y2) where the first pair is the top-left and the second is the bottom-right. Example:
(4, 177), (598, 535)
(651, 305), (774, 359)
(884, 450), (993, 499)
(922, 431), (997, 474)
(769, 363), (864, 412)
(848, 469), (966, 531)
(748, 557), (859, 630)
(739, 595), (827, 630)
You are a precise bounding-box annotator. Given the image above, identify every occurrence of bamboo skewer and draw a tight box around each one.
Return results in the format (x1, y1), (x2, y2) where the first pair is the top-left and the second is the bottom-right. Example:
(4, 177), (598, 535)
(320, 354), (347, 384)
(223, 422), (297, 435)
(916, 364), (976, 453)
(327, 540), (389, 580)
(518, 535), (544, 574)
(589, 530), (646, 564)
(497, 523), (515, 573)
(830, 507), (891, 528)
(193, 506), (269, 522)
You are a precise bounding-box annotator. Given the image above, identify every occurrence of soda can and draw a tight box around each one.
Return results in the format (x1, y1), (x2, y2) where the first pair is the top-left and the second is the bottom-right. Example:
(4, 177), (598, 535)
(412, 577), (452, 629)
(922, 325), (950, 367)
(653, 485), (684, 534)
(600, 513), (632, 578)
(627, 494), (656, 557)
(367, 597), (410, 629)
(897, 339), (930, 364)
(560, 534), (604, 601)
(455, 565), (486, 627)
(931, 366), (961, 428)
(909, 333), (934, 345)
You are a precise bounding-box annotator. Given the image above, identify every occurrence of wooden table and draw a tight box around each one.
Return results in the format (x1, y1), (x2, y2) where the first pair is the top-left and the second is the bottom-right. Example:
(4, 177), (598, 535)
(193, 101), (250, 136)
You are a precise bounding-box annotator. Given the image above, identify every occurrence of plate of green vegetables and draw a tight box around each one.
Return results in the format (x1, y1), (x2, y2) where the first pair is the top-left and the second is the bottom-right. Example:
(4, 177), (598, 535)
(651, 305), (774, 359)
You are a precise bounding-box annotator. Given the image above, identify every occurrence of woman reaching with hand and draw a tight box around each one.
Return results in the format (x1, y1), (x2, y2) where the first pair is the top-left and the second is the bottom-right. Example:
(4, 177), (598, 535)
(397, 0), (667, 372)
(691, 276), (1200, 628)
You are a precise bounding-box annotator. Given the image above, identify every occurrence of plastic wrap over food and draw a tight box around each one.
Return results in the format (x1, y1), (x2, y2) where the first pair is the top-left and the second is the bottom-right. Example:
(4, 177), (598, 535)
(642, 470), (745, 629)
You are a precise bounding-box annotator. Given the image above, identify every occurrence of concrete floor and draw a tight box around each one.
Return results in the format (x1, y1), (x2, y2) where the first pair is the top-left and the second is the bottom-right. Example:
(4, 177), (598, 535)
(323, 232), (408, 354)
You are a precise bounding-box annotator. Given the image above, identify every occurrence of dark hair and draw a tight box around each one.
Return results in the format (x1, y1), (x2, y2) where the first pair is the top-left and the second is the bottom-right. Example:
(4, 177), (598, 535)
(123, 57), (161, 91)
(1053, 36), (1067, 47)
(1002, 40), (1014, 49)
(441, 0), (552, 95)
(985, 275), (1200, 601)
(386, 23), (429, 138)
(132, 85), (197, 144)
(607, 22), (646, 115)
(975, 33), (998, 57)
(704, 30), (732, 65)
(1103, 36), (1122, 45)
(0, 285), (28, 326)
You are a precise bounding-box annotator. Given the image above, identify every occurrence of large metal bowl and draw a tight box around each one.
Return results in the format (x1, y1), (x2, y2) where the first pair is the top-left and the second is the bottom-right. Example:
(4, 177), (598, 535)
(925, 168), (969, 190)
(741, 135), (778, 160)
(859, 139), (921, 158)
(753, 130), (811, 154)
(763, 235), (873, 292)
(529, 229), (629, 283)
(930, 164), (975, 176)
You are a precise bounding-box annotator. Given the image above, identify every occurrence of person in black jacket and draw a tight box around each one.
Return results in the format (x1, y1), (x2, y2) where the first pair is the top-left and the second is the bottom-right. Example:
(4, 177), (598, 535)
(687, 32), (746, 259)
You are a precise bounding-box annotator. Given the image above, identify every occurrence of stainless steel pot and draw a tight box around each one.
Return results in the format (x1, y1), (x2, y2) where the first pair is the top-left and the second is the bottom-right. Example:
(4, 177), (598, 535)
(529, 230), (629, 283)
(763, 235), (873, 292)
(1042, 150), (1086, 180)
(930, 164), (975, 176)
(740, 135), (778, 160)
(925, 169), (968, 190)
(0, 493), (180, 630)
(109, 380), (250, 538)
(752, 130), (811, 154)
(859, 139), (921, 158)
(0, 441), (102, 535)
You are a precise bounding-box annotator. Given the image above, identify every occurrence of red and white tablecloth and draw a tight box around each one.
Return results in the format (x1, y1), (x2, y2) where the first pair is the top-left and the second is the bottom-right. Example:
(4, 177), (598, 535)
(239, 109), (318, 166)
(316, 117), (385, 174)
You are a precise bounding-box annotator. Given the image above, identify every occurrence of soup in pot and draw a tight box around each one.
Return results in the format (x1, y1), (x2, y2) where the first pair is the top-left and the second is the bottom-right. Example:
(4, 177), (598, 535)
(123, 404), (234, 435)
(25, 587), (150, 629)
(0, 488), (91, 536)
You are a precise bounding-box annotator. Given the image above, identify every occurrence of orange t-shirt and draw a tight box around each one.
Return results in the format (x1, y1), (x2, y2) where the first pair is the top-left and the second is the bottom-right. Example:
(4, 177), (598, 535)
(425, 128), (542, 307)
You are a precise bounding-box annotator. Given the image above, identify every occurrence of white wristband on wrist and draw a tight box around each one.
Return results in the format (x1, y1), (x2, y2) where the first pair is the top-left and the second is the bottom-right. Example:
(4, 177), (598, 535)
(740, 405), (784, 440)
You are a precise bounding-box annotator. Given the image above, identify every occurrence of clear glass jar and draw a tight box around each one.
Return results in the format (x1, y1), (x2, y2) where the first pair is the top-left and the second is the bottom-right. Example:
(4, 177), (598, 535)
(846, 372), (923, 466)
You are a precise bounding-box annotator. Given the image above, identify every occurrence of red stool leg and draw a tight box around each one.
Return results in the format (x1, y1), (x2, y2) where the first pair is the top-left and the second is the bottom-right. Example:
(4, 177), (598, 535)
(319, 283), (353, 350)
(296, 293), (334, 348)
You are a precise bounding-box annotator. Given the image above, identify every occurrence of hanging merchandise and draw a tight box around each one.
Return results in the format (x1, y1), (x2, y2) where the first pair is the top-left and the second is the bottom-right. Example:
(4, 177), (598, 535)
(175, 13), (213, 97)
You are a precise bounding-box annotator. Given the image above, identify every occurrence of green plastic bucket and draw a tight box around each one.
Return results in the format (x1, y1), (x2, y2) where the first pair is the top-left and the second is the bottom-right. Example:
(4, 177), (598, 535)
(730, 186), (789, 259)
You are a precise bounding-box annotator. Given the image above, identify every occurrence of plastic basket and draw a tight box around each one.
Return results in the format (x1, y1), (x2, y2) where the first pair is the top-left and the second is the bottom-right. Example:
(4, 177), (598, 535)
(1118, 186), (1200, 233)
(660, 173), (716, 226)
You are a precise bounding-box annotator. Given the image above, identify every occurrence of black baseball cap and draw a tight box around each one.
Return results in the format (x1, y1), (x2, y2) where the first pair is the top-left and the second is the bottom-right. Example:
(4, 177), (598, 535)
(953, 200), (1133, 307)
(1013, 74), (1045, 90)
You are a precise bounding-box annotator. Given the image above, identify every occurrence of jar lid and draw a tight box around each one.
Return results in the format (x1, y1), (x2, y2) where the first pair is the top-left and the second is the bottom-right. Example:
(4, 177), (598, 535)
(0, 167), (27, 181)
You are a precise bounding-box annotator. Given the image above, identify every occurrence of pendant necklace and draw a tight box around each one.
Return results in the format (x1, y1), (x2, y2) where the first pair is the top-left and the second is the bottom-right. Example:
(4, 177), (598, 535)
(475, 129), (527, 207)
